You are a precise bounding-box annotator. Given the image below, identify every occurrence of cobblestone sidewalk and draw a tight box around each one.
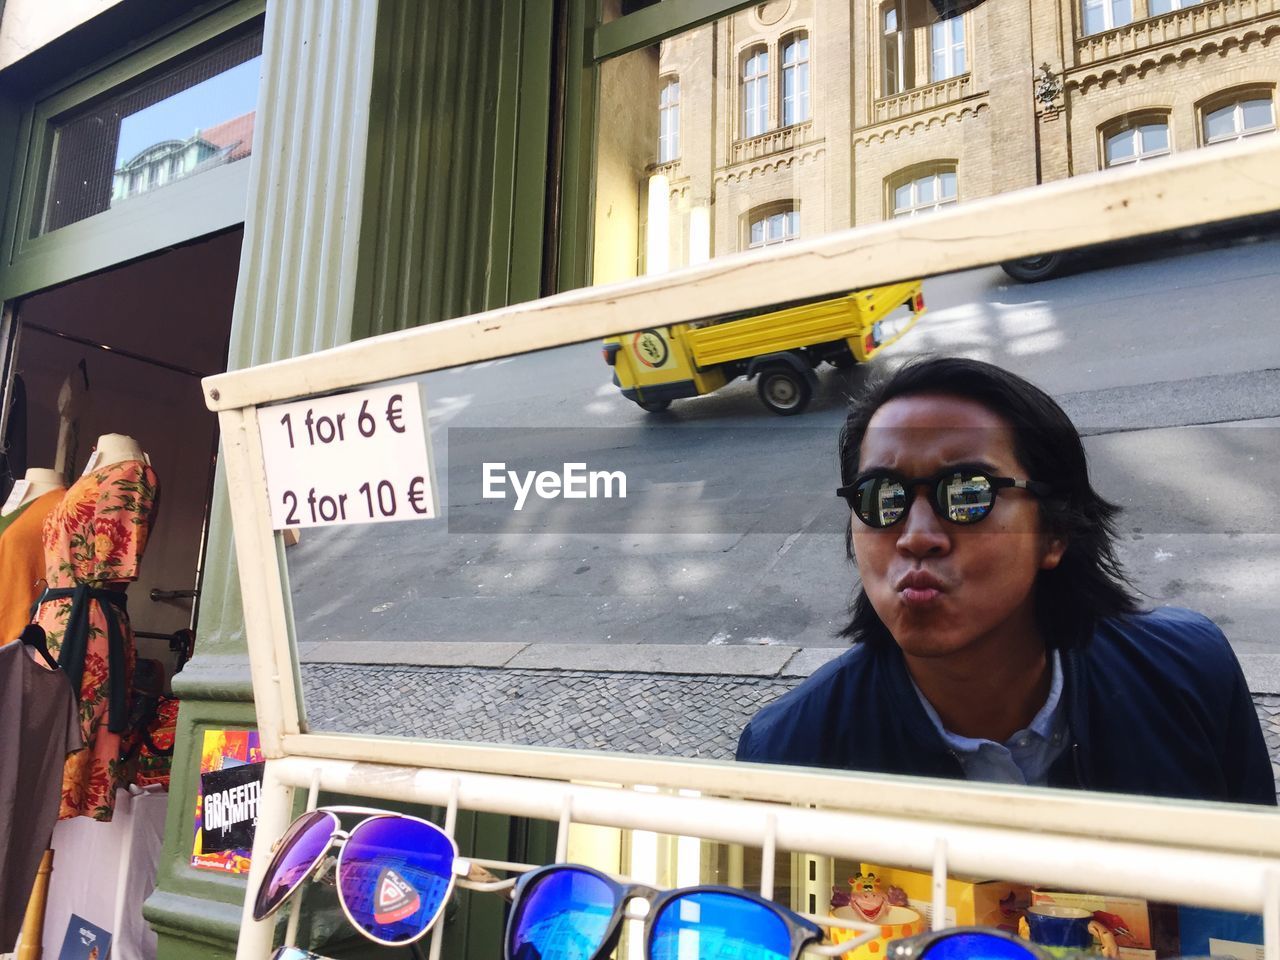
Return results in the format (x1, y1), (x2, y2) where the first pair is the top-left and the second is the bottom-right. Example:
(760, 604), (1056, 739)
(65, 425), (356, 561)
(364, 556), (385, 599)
(302, 664), (1280, 798)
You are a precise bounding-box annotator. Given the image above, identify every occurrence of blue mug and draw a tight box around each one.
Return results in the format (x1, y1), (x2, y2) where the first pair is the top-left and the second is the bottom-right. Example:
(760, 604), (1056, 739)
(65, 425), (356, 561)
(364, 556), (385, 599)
(1024, 905), (1094, 949)
(1019, 905), (1119, 957)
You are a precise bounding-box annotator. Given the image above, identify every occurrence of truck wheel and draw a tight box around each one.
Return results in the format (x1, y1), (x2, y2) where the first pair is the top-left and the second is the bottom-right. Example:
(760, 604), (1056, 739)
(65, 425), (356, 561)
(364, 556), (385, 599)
(757, 367), (812, 416)
(636, 398), (671, 413)
(1001, 253), (1065, 283)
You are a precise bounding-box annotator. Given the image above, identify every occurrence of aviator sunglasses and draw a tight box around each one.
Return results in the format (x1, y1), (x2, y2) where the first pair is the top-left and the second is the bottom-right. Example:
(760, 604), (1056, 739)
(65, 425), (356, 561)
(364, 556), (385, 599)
(253, 806), (499, 947)
(505, 862), (842, 960)
(838, 466), (1052, 529)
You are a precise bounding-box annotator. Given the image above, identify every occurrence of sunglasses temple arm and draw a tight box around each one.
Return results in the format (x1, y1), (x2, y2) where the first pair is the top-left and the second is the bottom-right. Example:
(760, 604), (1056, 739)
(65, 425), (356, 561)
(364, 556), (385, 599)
(808, 939), (874, 957)
(456, 875), (518, 900)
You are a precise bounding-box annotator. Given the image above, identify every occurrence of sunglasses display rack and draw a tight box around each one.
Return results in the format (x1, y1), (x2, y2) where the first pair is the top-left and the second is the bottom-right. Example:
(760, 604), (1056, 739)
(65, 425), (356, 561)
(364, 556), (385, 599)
(200, 132), (1280, 960)
(237, 753), (1280, 960)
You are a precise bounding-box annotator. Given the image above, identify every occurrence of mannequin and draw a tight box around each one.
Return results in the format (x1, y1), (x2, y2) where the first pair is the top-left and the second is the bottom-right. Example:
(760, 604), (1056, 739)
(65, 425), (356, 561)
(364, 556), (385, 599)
(0, 468), (67, 643)
(86, 433), (146, 472)
(2, 468), (64, 517)
(34, 432), (159, 821)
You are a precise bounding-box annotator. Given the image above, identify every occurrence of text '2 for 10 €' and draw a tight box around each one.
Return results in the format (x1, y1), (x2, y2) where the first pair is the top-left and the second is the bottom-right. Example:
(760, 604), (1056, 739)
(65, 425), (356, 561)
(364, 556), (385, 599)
(256, 383), (439, 530)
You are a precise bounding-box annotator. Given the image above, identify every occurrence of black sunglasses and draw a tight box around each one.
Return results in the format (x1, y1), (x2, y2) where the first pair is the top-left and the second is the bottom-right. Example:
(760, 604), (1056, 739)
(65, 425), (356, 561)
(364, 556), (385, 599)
(887, 925), (1097, 960)
(838, 467), (1052, 529)
(505, 863), (832, 960)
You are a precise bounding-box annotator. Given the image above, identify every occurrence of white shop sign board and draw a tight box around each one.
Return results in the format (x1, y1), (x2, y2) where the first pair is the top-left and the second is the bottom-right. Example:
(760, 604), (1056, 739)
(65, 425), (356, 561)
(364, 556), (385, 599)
(256, 382), (438, 530)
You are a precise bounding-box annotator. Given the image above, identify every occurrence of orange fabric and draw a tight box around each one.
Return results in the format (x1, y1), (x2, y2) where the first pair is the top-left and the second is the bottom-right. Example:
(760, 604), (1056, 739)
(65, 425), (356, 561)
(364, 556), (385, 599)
(37, 460), (159, 821)
(0, 489), (63, 643)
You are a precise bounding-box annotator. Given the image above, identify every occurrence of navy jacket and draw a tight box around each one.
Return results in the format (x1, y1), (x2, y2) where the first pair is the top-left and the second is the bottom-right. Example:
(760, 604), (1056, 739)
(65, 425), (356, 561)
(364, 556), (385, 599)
(737, 607), (1276, 806)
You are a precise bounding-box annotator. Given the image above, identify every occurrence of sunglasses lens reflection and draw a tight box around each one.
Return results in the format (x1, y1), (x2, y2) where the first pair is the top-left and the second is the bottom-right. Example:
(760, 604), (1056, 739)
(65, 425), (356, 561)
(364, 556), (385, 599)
(919, 932), (1042, 960)
(338, 817), (456, 944)
(853, 473), (994, 527)
(650, 891), (792, 960)
(936, 474), (995, 524)
(253, 810), (335, 920)
(509, 868), (616, 960)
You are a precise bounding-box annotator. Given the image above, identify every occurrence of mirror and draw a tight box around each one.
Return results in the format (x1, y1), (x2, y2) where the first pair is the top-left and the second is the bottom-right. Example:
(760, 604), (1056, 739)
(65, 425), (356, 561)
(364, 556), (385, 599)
(275, 0), (1280, 810)
(279, 211), (1279, 810)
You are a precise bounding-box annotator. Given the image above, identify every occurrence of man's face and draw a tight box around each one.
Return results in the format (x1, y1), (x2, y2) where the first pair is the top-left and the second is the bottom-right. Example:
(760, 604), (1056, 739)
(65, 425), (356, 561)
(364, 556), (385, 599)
(849, 393), (1066, 661)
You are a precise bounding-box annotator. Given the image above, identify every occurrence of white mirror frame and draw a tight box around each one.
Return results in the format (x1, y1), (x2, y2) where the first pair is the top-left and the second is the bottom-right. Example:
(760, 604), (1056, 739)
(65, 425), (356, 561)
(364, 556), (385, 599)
(207, 134), (1280, 959)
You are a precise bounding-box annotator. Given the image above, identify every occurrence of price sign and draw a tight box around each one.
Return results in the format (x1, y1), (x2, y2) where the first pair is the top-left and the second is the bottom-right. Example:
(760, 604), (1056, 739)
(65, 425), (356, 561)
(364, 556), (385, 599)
(257, 383), (438, 529)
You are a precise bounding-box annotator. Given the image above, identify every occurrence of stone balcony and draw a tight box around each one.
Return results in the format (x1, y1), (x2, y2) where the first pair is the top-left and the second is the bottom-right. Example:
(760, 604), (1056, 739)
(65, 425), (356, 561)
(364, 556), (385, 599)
(648, 157), (683, 178)
(730, 120), (815, 165)
(873, 74), (973, 123)
(1075, 0), (1279, 65)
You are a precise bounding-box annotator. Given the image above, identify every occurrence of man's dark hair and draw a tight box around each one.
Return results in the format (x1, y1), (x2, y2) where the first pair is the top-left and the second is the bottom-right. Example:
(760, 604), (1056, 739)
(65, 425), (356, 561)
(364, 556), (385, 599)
(838, 356), (1140, 650)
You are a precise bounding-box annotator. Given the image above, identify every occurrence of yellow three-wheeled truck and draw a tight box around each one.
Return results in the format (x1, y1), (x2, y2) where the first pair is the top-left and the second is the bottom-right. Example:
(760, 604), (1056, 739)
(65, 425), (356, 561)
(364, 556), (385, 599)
(603, 280), (926, 415)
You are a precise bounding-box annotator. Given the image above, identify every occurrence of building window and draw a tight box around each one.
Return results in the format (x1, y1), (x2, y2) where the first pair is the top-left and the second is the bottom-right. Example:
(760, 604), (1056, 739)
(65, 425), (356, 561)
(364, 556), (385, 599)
(658, 77), (681, 162)
(1082, 0), (1132, 35)
(781, 34), (811, 126)
(38, 26), (263, 235)
(930, 16), (966, 82)
(889, 165), (958, 217)
(881, 1), (910, 95)
(742, 46), (770, 137)
(1148, 0), (1205, 12)
(748, 204), (800, 248)
(1103, 117), (1171, 166)
(1201, 92), (1276, 145)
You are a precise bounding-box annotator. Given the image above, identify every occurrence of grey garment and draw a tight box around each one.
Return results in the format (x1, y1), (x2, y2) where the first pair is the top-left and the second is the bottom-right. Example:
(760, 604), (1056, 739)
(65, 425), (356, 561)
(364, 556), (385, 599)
(0, 639), (83, 951)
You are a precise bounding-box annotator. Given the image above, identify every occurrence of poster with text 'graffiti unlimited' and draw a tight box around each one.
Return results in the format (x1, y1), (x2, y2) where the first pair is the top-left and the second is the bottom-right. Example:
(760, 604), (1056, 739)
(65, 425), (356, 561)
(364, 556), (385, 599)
(190, 728), (264, 874)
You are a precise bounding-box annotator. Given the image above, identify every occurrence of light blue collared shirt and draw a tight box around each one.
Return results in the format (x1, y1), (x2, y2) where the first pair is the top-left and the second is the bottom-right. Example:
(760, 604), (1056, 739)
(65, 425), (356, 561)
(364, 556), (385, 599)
(910, 650), (1069, 786)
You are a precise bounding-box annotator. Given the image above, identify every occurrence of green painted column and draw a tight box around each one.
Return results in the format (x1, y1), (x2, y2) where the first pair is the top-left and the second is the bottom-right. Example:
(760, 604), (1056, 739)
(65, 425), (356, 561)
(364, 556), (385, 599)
(145, 0), (554, 956)
(145, 0), (382, 952)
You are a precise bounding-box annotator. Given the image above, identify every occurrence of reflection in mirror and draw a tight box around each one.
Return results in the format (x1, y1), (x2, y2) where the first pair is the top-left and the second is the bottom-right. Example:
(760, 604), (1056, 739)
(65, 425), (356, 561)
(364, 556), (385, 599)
(280, 214), (1279, 810)
(590, 1), (1278, 287)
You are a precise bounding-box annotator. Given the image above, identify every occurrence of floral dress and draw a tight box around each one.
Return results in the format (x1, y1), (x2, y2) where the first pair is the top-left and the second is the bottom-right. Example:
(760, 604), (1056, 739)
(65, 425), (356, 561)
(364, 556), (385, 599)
(36, 459), (159, 821)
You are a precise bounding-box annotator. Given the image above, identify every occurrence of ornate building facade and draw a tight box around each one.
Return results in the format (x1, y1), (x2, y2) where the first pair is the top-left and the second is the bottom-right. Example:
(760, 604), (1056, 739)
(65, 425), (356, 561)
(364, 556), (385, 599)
(639, 0), (1278, 269)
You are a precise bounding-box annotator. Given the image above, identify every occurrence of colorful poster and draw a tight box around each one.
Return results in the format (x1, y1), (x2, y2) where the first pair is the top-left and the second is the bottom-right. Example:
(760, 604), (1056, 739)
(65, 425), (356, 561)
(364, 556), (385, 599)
(190, 728), (264, 873)
(200, 760), (265, 852)
(56, 914), (111, 960)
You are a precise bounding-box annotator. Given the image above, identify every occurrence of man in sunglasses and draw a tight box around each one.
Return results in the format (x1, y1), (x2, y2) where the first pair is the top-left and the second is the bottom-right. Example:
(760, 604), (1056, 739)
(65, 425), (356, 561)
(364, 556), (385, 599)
(737, 357), (1275, 805)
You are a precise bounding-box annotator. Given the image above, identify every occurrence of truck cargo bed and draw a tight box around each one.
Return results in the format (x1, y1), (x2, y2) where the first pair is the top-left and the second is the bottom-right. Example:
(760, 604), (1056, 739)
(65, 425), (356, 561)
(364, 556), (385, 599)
(685, 281), (918, 367)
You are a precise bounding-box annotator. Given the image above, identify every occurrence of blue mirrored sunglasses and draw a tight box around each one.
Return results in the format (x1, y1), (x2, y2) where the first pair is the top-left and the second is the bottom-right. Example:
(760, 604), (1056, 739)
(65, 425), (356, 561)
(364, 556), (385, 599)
(888, 926), (1097, 960)
(505, 862), (837, 960)
(253, 806), (501, 948)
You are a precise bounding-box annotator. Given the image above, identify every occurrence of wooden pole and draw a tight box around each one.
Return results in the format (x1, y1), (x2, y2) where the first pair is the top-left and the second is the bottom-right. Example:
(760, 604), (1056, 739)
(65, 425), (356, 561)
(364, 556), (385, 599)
(16, 848), (53, 960)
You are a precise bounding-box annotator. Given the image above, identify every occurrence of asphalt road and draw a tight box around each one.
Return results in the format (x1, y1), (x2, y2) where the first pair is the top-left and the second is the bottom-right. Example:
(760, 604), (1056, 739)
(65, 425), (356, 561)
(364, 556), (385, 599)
(287, 237), (1280, 659)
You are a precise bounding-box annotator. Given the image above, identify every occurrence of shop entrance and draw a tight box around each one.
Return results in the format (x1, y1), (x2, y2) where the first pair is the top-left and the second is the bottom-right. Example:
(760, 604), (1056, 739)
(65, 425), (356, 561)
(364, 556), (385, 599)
(6, 226), (239, 671)
(2, 225), (239, 958)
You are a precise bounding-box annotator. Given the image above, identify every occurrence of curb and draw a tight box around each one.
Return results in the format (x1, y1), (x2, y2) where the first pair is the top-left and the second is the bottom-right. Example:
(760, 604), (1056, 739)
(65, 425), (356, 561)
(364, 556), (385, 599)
(297, 642), (1280, 693)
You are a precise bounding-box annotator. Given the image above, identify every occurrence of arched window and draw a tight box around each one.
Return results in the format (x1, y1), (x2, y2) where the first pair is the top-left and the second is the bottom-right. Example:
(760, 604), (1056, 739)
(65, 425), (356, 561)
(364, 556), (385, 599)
(1200, 89), (1276, 145)
(1101, 114), (1171, 167)
(1081, 0), (1132, 35)
(781, 33), (810, 126)
(658, 77), (681, 162)
(748, 202), (800, 248)
(888, 163), (958, 218)
(742, 46), (770, 137)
